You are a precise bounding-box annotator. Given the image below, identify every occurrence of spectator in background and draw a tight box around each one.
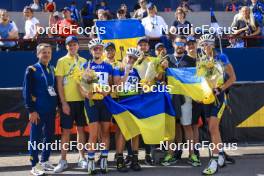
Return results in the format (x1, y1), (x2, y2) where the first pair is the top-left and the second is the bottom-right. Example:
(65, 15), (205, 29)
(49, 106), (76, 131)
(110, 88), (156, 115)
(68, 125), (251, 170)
(97, 9), (111, 20)
(232, 6), (261, 47)
(44, 0), (56, 13)
(97, 1), (110, 12)
(48, 11), (62, 38)
(70, 1), (81, 24)
(56, 7), (78, 38)
(171, 7), (193, 37)
(227, 36), (244, 48)
(226, 0), (240, 12)
(178, 0), (193, 13)
(81, 0), (95, 28)
(23, 6), (41, 40)
(141, 3), (168, 53)
(29, 0), (43, 12)
(120, 3), (131, 18)
(0, 9), (18, 51)
(133, 0), (148, 20)
(249, 0), (264, 34)
(116, 9), (126, 19)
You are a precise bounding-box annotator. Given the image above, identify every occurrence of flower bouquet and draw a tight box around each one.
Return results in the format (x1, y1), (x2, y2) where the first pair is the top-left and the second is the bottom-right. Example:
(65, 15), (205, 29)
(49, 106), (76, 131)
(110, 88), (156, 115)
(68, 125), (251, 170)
(71, 61), (103, 100)
(196, 49), (224, 89)
(196, 49), (225, 104)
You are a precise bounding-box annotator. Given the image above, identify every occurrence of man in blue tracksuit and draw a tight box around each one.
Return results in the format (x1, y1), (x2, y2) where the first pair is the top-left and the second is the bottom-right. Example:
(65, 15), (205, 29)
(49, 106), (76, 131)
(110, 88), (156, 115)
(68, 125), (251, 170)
(23, 43), (58, 176)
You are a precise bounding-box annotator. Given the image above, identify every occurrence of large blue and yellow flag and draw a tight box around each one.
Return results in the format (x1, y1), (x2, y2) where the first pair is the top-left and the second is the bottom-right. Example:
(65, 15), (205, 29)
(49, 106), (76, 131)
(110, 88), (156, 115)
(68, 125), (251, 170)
(166, 67), (215, 104)
(103, 92), (176, 144)
(96, 19), (145, 60)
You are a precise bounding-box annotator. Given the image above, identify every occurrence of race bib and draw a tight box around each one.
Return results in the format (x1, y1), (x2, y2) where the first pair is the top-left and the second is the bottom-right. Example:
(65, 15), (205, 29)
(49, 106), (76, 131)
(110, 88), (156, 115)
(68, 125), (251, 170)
(124, 76), (139, 91)
(96, 72), (109, 85)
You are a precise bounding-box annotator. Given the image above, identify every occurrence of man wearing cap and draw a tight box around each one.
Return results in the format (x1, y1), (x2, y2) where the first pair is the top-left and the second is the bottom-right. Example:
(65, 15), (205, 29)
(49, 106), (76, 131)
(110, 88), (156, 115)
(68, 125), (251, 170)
(141, 3), (168, 51)
(134, 37), (160, 165)
(56, 7), (78, 38)
(54, 36), (88, 173)
(23, 43), (58, 176)
(104, 42), (120, 66)
(186, 36), (202, 165)
(155, 42), (169, 82)
(134, 37), (159, 81)
(161, 35), (200, 167)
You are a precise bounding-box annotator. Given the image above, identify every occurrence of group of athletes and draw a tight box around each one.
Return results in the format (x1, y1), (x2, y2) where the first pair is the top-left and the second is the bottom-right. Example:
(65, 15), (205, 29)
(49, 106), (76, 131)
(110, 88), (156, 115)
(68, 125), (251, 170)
(23, 33), (236, 176)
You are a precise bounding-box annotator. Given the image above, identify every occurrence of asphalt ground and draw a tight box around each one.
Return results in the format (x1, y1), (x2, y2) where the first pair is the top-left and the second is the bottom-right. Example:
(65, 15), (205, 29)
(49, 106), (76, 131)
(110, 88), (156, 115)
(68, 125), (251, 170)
(0, 145), (264, 176)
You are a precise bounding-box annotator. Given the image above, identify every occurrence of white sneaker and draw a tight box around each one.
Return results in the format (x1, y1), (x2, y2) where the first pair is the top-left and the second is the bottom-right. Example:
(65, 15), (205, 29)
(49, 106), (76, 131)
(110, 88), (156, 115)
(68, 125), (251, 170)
(53, 159), (68, 173)
(218, 153), (226, 167)
(100, 157), (108, 174)
(202, 159), (218, 175)
(87, 159), (96, 175)
(31, 163), (45, 176)
(40, 161), (55, 171)
(78, 158), (88, 169)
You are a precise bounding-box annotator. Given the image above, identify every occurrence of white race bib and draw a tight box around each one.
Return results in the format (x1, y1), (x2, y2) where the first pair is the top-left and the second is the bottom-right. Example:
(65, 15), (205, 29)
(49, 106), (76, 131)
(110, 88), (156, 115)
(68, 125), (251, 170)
(96, 72), (109, 85)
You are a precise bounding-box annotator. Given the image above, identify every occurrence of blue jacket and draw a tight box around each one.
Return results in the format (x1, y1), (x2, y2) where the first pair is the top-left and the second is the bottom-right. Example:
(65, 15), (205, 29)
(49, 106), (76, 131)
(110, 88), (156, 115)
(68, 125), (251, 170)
(251, 2), (264, 26)
(22, 62), (58, 115)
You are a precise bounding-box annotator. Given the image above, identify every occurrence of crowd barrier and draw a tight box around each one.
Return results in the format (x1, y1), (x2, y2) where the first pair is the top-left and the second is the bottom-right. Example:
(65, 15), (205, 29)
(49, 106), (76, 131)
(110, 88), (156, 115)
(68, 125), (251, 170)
(0, 83), (264, 152)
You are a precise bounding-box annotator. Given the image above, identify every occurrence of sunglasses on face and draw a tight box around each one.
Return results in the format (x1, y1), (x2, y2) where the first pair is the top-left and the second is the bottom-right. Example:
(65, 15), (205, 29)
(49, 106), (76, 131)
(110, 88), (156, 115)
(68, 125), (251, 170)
(93, 47), (103, 51)
(106, 48), (115, 52)
(175, 42), (186, 47)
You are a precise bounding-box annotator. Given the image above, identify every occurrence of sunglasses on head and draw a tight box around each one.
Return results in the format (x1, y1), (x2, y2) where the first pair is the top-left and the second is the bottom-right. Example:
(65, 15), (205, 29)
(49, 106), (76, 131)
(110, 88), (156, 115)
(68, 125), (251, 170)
(175, 42), (186, 47)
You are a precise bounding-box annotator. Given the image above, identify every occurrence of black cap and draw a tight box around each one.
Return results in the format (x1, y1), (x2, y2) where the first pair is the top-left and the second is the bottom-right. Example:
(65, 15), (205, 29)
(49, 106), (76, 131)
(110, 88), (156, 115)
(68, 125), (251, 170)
(65, 36), (78, 45)
(104, 42), (116, 50)
(146, 2), (155, 9)
(155, 43), (165, 50)
(137, 37), (149, 45)
(186, 36), (196, 43)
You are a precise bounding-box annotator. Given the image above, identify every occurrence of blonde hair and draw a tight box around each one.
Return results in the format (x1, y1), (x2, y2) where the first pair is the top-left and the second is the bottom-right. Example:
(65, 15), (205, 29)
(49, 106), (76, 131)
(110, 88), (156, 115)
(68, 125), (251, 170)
(175, 7), (186, 19)
(147, 5), (158, 15)
(238, 6), (257, 31)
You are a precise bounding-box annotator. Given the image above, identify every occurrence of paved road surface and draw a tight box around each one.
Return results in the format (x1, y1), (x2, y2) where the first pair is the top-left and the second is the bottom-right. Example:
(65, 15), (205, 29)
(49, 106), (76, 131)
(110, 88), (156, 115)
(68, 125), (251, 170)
(0, 146), (264, 176)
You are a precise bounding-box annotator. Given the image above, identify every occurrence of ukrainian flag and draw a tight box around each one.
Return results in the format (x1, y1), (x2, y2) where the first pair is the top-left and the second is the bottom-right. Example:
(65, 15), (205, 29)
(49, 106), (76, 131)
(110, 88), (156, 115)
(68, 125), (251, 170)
(166, 67), (215, 104)
(103, 92), (176, 144)
(96, 19), (145, 60)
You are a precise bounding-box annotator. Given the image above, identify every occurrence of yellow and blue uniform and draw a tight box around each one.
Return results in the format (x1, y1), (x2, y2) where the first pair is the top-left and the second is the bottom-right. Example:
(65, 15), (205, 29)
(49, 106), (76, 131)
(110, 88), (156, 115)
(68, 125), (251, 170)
(203, 53), (231, 119)
(114, 67), (141, 97)
(83, 61), (113, 123)
(104, 59), (122, 99)
(113, 66), (141, 156)
(22, 62), (58, 167)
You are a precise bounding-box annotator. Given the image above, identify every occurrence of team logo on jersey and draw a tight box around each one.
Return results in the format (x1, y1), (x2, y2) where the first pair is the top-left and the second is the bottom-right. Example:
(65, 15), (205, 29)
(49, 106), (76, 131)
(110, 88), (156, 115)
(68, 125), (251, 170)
(91, 65), (104, 69)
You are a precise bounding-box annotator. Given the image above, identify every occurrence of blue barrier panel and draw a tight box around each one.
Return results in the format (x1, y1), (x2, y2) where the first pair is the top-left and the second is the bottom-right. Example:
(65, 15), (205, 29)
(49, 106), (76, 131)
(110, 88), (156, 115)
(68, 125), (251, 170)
(0, 48), (263, 88)
(223, 48), (264, 82)
(0, 50), (92, 88)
